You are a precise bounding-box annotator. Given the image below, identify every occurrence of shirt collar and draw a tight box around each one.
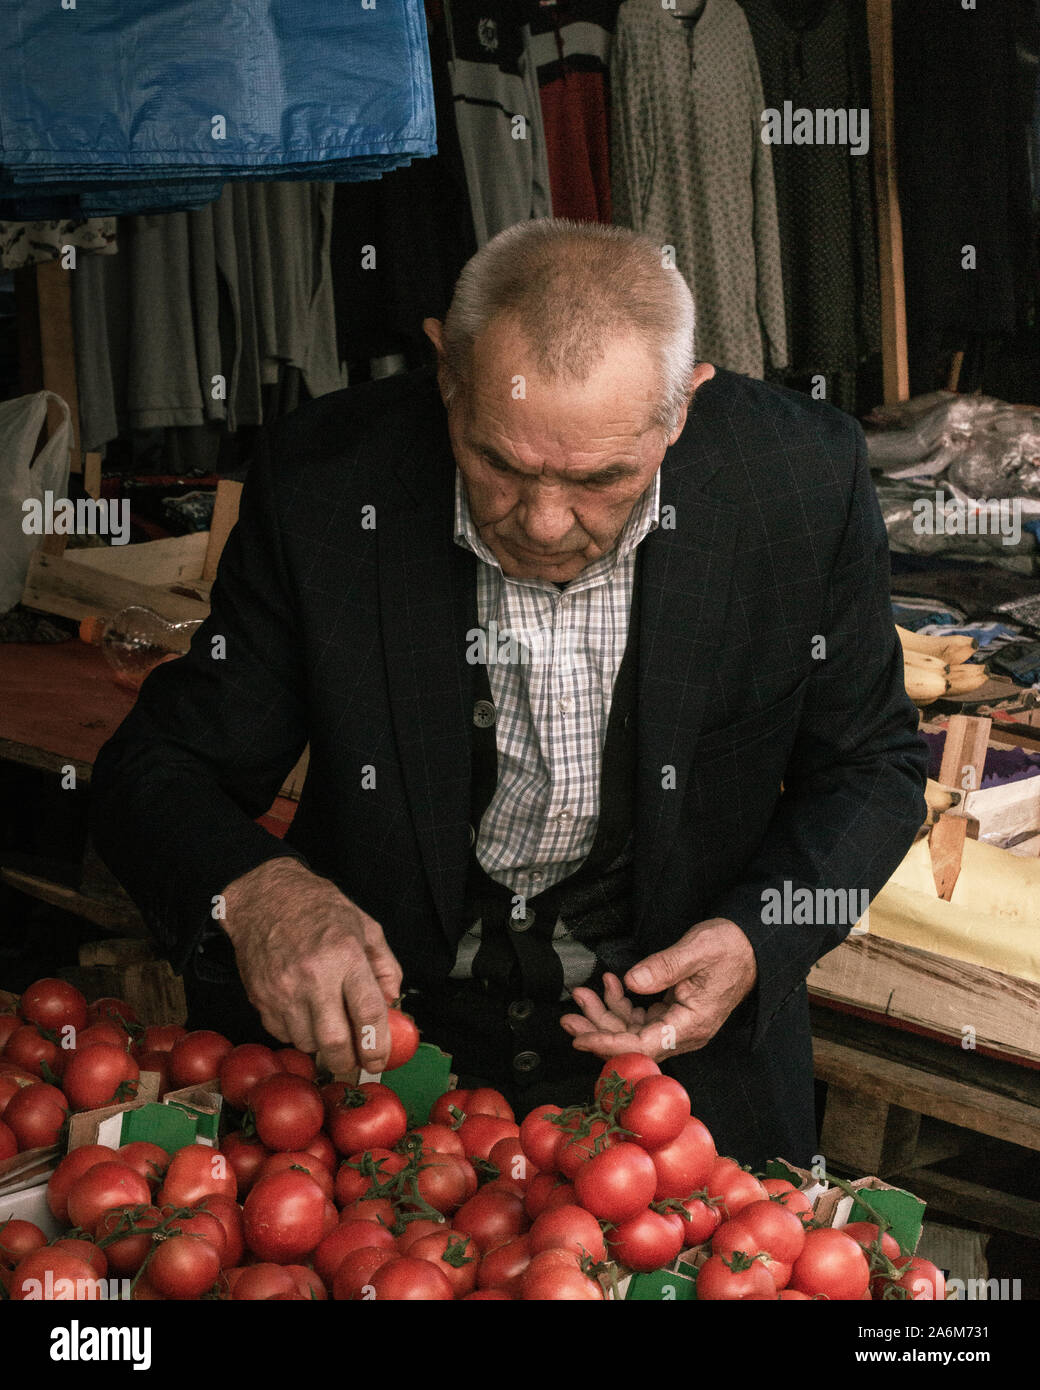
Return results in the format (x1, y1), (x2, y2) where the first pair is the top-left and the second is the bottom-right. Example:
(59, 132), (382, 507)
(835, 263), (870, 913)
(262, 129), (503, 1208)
(453, 468), (661, 586)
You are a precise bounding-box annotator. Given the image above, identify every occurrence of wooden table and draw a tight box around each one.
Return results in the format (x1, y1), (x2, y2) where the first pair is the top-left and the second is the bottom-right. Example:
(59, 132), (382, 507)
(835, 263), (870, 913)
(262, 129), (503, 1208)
(0, 641), (297, 930)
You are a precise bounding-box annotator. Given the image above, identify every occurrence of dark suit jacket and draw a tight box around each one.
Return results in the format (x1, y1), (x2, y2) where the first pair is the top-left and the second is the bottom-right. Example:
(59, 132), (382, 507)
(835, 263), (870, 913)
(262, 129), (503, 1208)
(89, 365), (928, 1166)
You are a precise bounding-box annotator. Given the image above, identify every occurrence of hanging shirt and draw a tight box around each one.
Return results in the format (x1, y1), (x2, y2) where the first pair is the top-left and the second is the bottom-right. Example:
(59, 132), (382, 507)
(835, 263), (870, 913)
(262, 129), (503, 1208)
(445, 0), (554, 244)
(610, 0), (787, 378)
(0, 217), (117, 270)
(527, 0), (621, 223)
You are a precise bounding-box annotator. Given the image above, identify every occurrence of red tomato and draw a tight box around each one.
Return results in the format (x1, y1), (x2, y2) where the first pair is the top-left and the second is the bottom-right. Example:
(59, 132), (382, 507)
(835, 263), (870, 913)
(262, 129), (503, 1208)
(74, 1022), (131, 1051)
(133, 1051), (171, 1098)
(888, 1255), (946, 1300)
(429, 1089), (470, 1127)
(730, 1199), (807, 1265)
(243, 1170), (328, 1263)
(695, 1252), (776, 1301)
(555, 1118), (614, 1179)
(167, 1030), (234, 1088)
(529, 1203), (607, 1263)
(220, 1131), (269, 1197)
(369, 1255), (454, 1301)
(523, 1173), (576, 1221)
(257, 1151), (334, 1200)
(0, 1073), (35, 1119)
(594, 1053), (661, 1109)
(488, 1135), (536, 1186)
(86, 997), (138, 1032)
(452, 1189), (527, 1254)
(410, 1153), (471, 1217)
(19, 978), (88, 1034)
(842, 1220), (902, 1263)
(195, 1195), (245, 1269)
(51, 1238), (107, 1279)
(521, 1248), (604, 1301)
(339, 1196), (396, 1228)
(476, 1234), (532, 1296)
(617, 1075), (691, 1151)
(4, 1081), (67, 1150)
(301, 1132), (337, 1171)
(518, 1104), (564, 1171)
(9, 1247), (105, 1300)
(675, 1195), (723, 1247)
(326, 1083), (407, 1155)
(395, 1219), (447, 1253)
(384, 1010), (421, 1071)
(650, 1117), (717, 1199)
(410, 1122), (464, 1157)
(47, 1144), (118, 1223)
(148, 1232), (222, 1299)
(463, 1087), (514, 1121)
(315, 1219), (396, 1285)
(62, 1043), (139, 1112)
(249, 1073), (324, 1152)
(573, 1143), (657, 1224)
(333, 1147), (406, 1206)
(0, 1118), (15, 1160)
(67, 1162), (152, 1236)
(117, 1140), (169, 1189)
(0, 1219), (46, 1268)
(285, 1263), (326, 1300)
(456, 1113), (520, 1162)
(96, 1204), (164, 1276)
(275, 1048), (317, 1080)
(769, 1185), (815, 1226)
(789, 1228), (870, 1301)
(231, 1262), (298, 1300)
(609, 1208), (685, 1273)
(706, 1157), (768, 1219)
(409, 1230), (479, 1298)
(0, 1012), (22, 1052)
(158, 1142), (238, 1207)
(4, 1024), (65, 1081)
(219, 1043), (281, 1110)
(136, 1024), (187, 1054)
(331, 1245), (397, 1300)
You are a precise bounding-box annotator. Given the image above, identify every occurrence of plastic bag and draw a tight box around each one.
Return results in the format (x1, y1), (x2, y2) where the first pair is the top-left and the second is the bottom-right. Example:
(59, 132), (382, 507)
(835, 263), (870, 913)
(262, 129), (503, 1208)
(0, 390), (71, 613)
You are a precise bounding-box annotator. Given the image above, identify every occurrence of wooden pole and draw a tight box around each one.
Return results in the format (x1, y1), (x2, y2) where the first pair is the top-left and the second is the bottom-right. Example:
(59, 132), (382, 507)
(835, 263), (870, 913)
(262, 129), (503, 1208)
(866, 0), (909, 403)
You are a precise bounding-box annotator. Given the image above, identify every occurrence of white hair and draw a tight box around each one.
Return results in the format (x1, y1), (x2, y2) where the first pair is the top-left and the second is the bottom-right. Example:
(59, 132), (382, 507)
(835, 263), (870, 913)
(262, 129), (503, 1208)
(439, 219), (697, 435)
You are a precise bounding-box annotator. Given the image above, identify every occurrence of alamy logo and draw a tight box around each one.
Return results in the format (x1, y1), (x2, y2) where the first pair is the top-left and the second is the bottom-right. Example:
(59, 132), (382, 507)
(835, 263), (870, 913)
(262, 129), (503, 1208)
(465, 621), (576, 669)
(22, 490), (130, 545)
(761, 881), (869, 926)
(761, 103), (870, 156)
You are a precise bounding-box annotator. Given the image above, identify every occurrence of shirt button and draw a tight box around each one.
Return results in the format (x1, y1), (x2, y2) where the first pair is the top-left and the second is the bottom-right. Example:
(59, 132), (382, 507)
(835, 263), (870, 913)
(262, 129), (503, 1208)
(557, 809), (571, 822)
(558, 696), (575, 714)
(508, 999), (534, 1023)
(511, 910), (535, 933)
(473, 699), (496, 728)
(513, 1050), (540, 1073)
(530, 871), (545, 883)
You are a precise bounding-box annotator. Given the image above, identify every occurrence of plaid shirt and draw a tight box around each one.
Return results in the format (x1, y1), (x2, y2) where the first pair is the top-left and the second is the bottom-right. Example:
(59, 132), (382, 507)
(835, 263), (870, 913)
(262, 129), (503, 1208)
(453, 468), (661, 899)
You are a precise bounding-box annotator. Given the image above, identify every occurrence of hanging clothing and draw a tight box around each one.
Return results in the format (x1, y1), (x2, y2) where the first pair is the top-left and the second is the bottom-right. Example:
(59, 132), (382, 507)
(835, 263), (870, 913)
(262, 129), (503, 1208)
(610, 0), (787, 378)
(0, 217), (117, 270)
(894, 0), (1036, 396)
(445, 0), (554, 244)
(526, 0), (621, 224)
(331, 2), (477, 368)
(71, 183), (343, 451)
(739, 0), (880, 414)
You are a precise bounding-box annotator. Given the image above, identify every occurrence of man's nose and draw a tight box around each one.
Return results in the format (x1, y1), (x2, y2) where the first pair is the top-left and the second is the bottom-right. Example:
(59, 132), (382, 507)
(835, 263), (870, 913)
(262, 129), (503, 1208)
(519, 489), (574, 546)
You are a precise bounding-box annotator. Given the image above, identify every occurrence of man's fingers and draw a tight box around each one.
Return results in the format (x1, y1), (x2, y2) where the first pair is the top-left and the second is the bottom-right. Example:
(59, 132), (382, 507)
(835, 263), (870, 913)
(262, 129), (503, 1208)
(625, 940), (703, 996)
(308, 994), (358, 1076)
(363, 920), (404, 1004)
(569, 1028), (650, 1058)
(345, 970), (392, 1073)
(568, 987), (629, 1034)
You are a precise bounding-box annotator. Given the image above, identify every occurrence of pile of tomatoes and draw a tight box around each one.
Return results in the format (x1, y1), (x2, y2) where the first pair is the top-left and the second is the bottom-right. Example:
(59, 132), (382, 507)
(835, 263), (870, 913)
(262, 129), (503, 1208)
(1, 978), (942, 1301)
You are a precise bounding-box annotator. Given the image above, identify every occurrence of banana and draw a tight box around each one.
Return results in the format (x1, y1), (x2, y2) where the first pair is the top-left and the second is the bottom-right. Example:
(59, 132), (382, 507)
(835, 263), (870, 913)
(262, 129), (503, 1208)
(904, 666), (949, 706)
(896, 624), (978, 659)
(945, 663), (990, 694)
(901, 649), (950, 674)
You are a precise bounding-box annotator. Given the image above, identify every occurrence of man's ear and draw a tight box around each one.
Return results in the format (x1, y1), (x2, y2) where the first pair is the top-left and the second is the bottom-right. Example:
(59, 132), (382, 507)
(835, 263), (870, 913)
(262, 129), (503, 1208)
(422, 317), (455, 406)
(667, 363), (715, 445)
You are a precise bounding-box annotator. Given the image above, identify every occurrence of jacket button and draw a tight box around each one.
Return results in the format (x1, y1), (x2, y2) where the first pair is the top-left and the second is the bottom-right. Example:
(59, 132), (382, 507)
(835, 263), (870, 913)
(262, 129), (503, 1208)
(510, 911), (535, 934)
(513, 1050), (540, 1073)
(508, 999), (534, 1023)
(468, 823), (476, 846)
(473, 699), (496, 728)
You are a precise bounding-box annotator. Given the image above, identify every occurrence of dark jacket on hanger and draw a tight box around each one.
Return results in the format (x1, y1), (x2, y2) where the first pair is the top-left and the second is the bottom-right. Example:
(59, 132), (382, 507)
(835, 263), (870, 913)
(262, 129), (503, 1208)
(89, 364), (927, 1165)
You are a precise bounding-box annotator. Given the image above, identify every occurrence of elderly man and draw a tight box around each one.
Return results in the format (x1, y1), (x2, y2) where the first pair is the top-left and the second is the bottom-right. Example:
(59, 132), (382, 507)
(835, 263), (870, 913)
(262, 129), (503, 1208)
(90, 219), (926, 1166)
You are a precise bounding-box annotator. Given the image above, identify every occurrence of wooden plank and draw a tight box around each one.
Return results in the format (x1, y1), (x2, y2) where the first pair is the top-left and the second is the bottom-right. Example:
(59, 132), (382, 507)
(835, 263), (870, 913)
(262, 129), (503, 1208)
(35, 261), (83, 470)
(83, 453), (102, 501)
(22, 550), (210, 625)
(79, 938), (153, 968)
(812, 1037), (1040, 1152)
(810, 933), (1040, 1068)
(937, 714), (992, 791)
(0, 867), (145, 933)
(68, 532), (208, 587)
(0, 642), (135, 772)
(929, 814), (968, 901)
(894, 1168), (1040, 1243)
(203, 480), (243, 581)
(819, 1087), (920, 1176)
(866, 0), (909, 403)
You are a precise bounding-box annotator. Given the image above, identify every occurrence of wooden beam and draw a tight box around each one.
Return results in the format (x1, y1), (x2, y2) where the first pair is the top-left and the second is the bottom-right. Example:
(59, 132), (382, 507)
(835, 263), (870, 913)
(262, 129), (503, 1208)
(812, 1037), (1040, 1152)
(866, 0), (909, 403)
(202, 480), (243, 581)
(893, 1168), (1040, 1243)
(35, 261), (83, 472)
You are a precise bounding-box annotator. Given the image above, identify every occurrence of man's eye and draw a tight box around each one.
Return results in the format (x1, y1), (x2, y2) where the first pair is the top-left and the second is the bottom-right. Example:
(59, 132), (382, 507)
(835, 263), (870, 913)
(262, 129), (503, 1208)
(483, 454), (511, 474)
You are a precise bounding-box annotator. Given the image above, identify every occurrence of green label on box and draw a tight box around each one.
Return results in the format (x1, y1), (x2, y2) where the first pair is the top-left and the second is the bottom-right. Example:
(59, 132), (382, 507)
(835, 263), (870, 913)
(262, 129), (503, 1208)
(164, 1102), (220, 1145)
(626, 1268), (697, 1301)
(119, 1103), (200, 1155)
(380, 1044), (453, 1128)
(848, 1188), (925, 1258)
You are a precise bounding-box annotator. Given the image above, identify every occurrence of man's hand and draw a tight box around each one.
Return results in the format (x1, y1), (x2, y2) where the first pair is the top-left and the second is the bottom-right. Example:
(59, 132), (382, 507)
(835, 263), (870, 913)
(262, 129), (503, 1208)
(220, 857), (403, 1075)
(559, 918), (757, 1062)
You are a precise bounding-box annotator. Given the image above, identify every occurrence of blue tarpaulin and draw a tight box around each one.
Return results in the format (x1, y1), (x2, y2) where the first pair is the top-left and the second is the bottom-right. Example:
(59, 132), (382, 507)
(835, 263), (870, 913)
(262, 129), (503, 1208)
(0, 0), (436, 216)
